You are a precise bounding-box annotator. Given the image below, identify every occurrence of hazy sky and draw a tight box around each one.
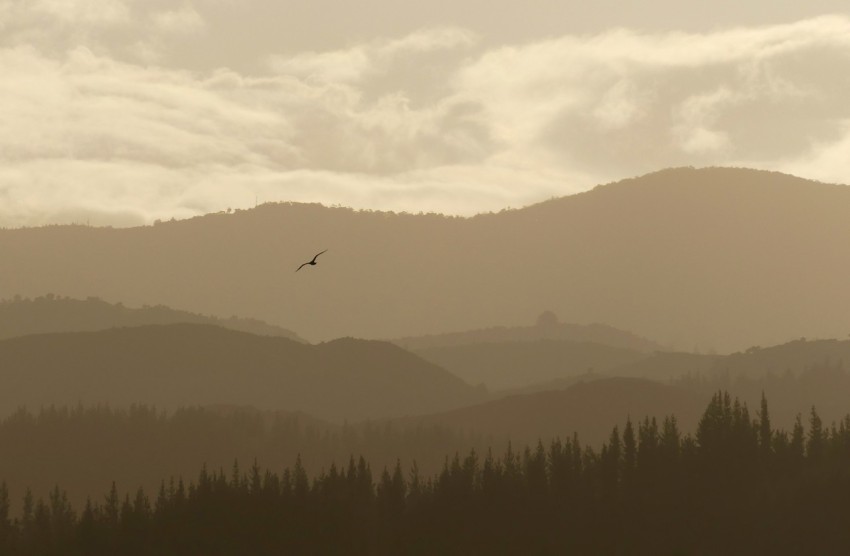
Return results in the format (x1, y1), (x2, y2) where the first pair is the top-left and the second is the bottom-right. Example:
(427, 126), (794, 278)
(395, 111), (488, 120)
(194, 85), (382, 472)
(2, 0), (850, 227)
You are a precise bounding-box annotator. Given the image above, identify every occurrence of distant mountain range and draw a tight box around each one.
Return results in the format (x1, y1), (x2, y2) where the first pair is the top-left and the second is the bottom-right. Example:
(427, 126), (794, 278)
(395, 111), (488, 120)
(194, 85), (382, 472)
(0, 324), (483, 422)
(3, 167), (850, 351)
(391, 318), (663, 352)
(0, 295), (305, 342)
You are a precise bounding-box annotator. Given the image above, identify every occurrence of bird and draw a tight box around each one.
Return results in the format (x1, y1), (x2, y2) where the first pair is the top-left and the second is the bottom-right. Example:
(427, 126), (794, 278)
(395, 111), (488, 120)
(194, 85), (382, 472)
(296, 249), (327, 272)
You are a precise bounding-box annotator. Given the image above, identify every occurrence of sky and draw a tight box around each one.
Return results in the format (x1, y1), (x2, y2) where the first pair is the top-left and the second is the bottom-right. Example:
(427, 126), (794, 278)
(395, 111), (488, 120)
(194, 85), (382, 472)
(1, 0), (850, 227)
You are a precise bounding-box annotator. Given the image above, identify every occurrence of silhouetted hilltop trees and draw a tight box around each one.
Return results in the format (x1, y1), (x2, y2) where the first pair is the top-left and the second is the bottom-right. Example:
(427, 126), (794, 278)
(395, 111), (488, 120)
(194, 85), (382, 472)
(0, 324), (484, 422)
(3, 167), (850, 351)
(673, 357), (850, 430)
(2, 393), (849, 555)
(0, 295), (305, 342)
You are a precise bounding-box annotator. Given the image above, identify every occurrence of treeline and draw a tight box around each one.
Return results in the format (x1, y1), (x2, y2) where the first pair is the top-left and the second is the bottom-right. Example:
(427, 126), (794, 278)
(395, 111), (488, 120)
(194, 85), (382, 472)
(0, 404), (489, 512)
(673, 358), (850, 428)
(3, 393), (850, 555)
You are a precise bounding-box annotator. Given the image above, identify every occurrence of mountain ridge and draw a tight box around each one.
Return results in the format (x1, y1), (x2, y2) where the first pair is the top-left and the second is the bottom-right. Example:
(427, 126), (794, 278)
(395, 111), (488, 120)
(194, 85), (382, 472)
(0, 295), (306, 342)
(2, 167), (850, 351)
(0, 323), (483, 422)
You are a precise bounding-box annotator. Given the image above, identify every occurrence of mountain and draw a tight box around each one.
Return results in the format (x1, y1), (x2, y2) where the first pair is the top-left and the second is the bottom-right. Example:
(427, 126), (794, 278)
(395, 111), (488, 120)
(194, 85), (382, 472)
(0, 295), (306, 342)
(0, 324), (483, 422)
(3, 167), (850, 351)
(412, 339), (647, 390)
(397, 377), (707, 448)
(392, 316), (663, 352)
(608, 338), (850, 382)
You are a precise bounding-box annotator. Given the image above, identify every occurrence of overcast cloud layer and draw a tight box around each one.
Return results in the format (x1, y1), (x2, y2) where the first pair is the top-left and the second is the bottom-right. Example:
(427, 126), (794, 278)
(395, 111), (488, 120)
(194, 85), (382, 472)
(1, 1), (850, 226)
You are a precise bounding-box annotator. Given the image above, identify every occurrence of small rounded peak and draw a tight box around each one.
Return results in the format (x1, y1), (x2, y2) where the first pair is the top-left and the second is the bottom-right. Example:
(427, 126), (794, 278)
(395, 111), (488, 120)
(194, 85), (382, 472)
(536, 310), (559, 328)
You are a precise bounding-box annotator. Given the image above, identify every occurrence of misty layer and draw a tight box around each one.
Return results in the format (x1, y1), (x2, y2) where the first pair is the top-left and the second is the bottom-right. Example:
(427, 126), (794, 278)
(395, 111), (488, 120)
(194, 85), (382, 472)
(3, 168), (850, 351)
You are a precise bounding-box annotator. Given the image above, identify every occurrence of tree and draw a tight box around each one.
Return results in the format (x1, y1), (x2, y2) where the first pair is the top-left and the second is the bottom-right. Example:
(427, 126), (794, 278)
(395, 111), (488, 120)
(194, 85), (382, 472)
(536, 310), (559, 328)
(622, 419), (637, 485)
(0, 482), (10, 550)
(758, 392), (772, 458)
(807, 406), (825, 463)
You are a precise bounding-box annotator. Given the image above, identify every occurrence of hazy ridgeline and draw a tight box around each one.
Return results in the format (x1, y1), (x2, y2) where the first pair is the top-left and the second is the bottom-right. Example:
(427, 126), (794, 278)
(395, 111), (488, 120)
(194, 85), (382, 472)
(4, 168), (850, 352)
(0, 295), (304, 343)
(2, 167), (850, 552)
(1, 394), (849, 555)
(2, 296), (850, 521)
(3, 364), (850, 519)
(0, 323), (484, 423)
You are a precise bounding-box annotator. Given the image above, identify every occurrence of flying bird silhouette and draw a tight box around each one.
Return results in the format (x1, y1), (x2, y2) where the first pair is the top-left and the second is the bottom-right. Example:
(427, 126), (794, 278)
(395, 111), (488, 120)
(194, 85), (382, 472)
(296, 249), (328, 272)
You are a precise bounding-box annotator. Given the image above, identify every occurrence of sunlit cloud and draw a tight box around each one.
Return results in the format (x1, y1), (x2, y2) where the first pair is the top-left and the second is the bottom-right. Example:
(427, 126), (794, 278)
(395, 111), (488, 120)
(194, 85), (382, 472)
(267, 27), (476, 84)
(1, 11), (850, 227)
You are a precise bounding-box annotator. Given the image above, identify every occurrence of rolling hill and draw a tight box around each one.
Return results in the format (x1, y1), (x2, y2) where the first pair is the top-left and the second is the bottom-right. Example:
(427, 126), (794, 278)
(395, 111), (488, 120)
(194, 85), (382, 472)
(412, 339), (647, 390)
(0, 295), (305, 342)
(3, 167), (850, 351)
(398, 377), (708, 447)
(392, 317), (663, 352)
(0, 324), (483, 422)
(608, 338), (850, 381)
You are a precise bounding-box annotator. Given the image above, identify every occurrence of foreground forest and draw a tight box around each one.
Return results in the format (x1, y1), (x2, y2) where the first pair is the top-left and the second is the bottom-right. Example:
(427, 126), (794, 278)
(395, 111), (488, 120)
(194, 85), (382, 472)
(1, 393), (847, 555)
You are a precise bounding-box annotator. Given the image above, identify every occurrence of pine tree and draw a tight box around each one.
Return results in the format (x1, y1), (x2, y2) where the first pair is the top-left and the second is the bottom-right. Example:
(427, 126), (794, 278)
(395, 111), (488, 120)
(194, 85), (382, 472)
(790, 414), (805, 469)
(0, 482), (10, 551)
(622, 418), (637, 485)
(757, 392), (772, 458)
(807, 406), (825, 463)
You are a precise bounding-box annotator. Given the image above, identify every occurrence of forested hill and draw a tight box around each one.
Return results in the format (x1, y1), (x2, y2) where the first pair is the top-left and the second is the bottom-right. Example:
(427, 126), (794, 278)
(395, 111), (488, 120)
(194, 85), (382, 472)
(410, 340), (647, 390)
(2, 393), (848, 555)
(392, 318), (662, 352)
(399, 377), (706, 446)
(609, 338), (850, 381)
(0, 295), (305, 342)
(0, 324), (482, 422)
(3, 167), (850, 351)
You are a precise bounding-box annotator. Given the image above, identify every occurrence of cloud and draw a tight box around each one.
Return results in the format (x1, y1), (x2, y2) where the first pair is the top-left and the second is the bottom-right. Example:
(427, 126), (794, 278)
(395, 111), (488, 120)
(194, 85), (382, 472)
(30, 0), (130, 25)
(454, 15), (850, 176)
(2, 15), (850, 227)
(151, 5), (206, 34)
(268, 26), (476, 84)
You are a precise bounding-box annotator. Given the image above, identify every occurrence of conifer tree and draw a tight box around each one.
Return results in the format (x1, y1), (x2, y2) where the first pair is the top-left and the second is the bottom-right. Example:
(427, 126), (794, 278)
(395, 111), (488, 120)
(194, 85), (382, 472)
(807, 406), (825, 463)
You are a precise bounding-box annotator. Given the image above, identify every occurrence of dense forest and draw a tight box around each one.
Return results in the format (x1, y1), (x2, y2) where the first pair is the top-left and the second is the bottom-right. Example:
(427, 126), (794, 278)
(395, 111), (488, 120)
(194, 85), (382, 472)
(0, 405), (489, 514)
(2, 393), (849, 555)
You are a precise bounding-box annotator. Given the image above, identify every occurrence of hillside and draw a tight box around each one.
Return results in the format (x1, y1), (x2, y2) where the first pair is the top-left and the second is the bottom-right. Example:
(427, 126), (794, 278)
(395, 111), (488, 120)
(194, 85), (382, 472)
(398, 377), (707, 447)
(392, 316), (662, 352)
(413, 339), (646, 390)
(0, 295), (305, 342)
(0, 324), (483, 422)
(0, 405), (489, 514)
(609, 338), (850, 381)
(3, 167), (850, 351)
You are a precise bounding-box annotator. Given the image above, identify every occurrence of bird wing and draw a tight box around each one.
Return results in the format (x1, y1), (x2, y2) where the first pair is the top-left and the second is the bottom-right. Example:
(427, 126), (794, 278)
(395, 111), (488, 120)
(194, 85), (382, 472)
(311, 249), (328, 263)
(295, 262), (309, 272)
